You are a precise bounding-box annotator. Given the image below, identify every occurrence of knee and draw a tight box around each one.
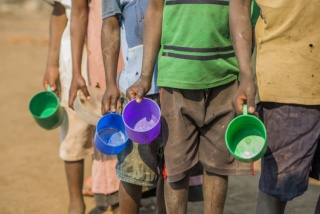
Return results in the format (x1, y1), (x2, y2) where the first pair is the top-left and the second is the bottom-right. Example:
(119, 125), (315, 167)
(166, 174), (190, 190)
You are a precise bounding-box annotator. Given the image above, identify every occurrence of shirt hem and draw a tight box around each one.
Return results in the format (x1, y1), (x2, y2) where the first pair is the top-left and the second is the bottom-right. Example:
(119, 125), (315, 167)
(157, 76), (238, 90)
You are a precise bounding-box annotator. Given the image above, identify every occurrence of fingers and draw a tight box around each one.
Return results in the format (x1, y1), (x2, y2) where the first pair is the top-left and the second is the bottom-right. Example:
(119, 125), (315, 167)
(110, 101), (117, 113)
(233, 97), (245, 115)
(43, 80), (49, 91)
(50, 82), (59, 95)
(233, 94), (257, 115)
(117, 97), (124, 113)
(68, 90), (77, 110)
(56, 81), (61, 98)
(102, 94), (119, 115)
(49, 82), (57, 91)
(101, 102), (120, 115)
(126, 87), (136, 101)
(43, 81), (60, 97)
(108, 95), (118, 113)
(101, 99), (110, 115)
(242, 84), (256, 114)
(68, 84), (79, 110)
(80, 85), (91, 100)
(101, 100), (117, 115)
(126, 86), (145, 103)
(233, 79), (256, 115)
(43, 81), (55, 91)
(246, 94), (256, 114)
(68, 85), (90, 110)
(135, 88), (145, 103)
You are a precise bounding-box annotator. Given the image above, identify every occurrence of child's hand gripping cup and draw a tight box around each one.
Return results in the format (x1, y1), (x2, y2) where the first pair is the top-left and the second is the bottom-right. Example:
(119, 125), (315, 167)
(28, 86), (64, 130)
(225, 104), (267, 163)
(122, 98), (161, 144)
(94, 113), (131, 155)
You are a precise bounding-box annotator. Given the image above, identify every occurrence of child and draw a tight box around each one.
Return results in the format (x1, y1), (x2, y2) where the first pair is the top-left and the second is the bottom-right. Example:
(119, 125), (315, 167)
(100, 0), (165, 213)
(126, 0), (253, 212)
(230, 0), (320, 213)
(42, 0), (93, 213)
(68, 0), (120, 213)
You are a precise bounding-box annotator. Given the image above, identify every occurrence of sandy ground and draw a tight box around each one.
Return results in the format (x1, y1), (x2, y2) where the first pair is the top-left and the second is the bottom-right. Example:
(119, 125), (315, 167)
(0, 5), (319, 214)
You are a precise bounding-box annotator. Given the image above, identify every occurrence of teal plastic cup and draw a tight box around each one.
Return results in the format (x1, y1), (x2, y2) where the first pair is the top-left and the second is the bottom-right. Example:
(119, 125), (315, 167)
(225, 104), (267, 163)
(29, 87), (64, 130)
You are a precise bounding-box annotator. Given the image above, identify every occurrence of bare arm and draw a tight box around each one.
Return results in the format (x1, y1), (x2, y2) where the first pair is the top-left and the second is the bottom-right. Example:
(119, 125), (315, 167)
(43, 2), (67, 96)
(69, 0), (89, 108)
(101, 16), (121, 114)
(229, 0), (256, 114)
(126, 0), (164, 102)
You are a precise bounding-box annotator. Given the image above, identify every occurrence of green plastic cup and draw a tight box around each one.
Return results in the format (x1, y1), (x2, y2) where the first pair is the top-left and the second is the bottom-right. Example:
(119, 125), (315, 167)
(29, 86), (64, 130)
(225, 104), (267, 163)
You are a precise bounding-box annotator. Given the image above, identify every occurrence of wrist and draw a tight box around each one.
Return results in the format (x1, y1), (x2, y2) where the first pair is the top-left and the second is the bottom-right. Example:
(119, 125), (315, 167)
(72, 68), (82, 75)
(46, 62), (59, 69)
(140, 73), (153, 82)
(106, 82), (118, 89)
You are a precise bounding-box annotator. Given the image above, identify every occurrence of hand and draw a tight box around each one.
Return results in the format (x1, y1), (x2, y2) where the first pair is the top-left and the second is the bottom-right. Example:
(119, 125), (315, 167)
(233, 76), (256, 115)
(68, 73), (90, 109)
(101, 84), (120, 115)
(126, 75), (152, 103)
(43, 66), (60, 97)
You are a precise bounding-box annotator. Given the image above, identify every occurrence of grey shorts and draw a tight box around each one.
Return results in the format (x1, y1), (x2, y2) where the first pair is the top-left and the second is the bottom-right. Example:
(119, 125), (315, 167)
(258, 103), (320, 201)
(161, 80), (252, 183)
(116, 94), (163, 186)
(59, 107), (94, 161)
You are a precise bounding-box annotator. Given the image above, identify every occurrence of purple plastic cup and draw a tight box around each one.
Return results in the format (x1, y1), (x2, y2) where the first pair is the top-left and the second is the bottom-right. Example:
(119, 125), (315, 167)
(94, 113), (131, 155)
(122, 98), (161, 144)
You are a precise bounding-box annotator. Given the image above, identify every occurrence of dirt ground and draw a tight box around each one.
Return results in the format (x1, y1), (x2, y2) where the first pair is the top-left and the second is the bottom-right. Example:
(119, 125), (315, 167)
(0, 4), (319, 214)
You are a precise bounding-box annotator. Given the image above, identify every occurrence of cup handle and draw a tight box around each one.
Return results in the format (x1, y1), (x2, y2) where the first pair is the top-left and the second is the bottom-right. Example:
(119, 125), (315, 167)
(120, 97), (125, 115)
(243, 104), (248, 116)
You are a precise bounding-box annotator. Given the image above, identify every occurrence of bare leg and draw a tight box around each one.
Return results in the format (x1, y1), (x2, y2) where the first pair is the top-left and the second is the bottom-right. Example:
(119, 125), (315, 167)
(156, 177), (166, 214)
(119, 181), (142, 214)
(111, 204), (120, 214)
(202, 170), (228, 214)
(256, 191), (287, 214)
(315, 194), (320, 214)
(164, 174), (190, 214)
(65, 160), (85, 214)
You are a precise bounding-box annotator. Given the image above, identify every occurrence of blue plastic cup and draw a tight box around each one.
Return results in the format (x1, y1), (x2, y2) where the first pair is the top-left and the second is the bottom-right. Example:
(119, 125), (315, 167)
(94, 113), (130, 155)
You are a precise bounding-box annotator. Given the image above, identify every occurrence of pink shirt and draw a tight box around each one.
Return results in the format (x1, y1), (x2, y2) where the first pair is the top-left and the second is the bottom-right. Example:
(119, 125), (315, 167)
(87, 0), (105, 91)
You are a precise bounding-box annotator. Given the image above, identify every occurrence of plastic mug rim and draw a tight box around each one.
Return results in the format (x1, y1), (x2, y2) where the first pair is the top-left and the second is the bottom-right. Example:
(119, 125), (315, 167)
(95, 113), (129, 147)
(122, 98), (161, 133)
(29, 86), (60, 119)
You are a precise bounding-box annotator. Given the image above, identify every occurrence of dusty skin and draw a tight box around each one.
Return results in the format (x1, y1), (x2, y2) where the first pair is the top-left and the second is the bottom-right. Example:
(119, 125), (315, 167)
(0, 5), (319, 214)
